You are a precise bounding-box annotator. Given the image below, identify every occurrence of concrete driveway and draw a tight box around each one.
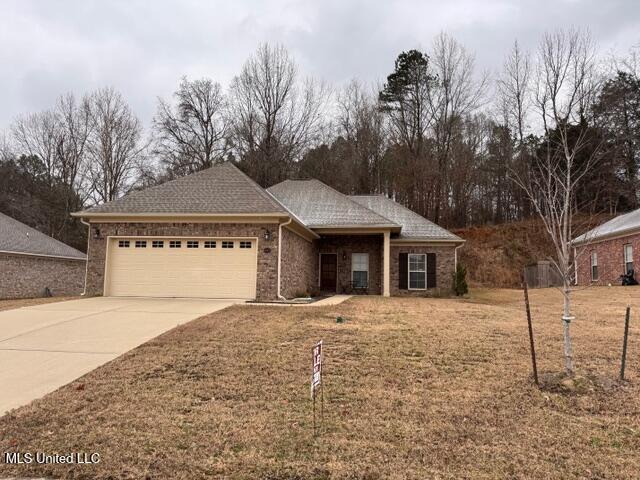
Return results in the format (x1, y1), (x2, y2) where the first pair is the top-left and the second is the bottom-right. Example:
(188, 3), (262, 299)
(0, 297), (237, 415)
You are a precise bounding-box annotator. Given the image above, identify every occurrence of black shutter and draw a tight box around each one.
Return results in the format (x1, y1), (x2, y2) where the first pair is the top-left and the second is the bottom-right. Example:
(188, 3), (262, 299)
(427, 253), (437, 288)
(399, 253), (408, 289)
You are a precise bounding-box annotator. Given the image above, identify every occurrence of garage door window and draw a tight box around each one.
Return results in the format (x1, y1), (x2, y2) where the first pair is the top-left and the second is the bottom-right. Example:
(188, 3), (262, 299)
(187, 240), (199, 248)
(204, 241), (216, 248)
(135, 240), (147, 248)
(222, 241), (234, 248)
(152, 240), (164, 248)
(170, 241), (181, 248)
(118, 240), (130, 248)
(240, 241), (252, 249)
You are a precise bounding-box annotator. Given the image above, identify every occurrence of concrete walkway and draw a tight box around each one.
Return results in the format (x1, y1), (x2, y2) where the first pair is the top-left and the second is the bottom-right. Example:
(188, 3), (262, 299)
(247, 295), (353, 307)
(0, 297), (236, 415)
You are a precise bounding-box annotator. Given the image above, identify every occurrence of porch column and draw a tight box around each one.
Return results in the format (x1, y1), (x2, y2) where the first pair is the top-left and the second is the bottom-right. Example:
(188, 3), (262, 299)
(383, 230), (390, 297)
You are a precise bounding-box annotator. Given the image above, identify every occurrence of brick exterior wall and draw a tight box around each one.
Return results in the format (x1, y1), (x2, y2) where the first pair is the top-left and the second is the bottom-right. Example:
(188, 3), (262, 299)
(0, 253), (86, 299)
(575, 233), (640, 286)
(390, 245), (456, 296)
(318, 235), (383, 295)
(86, 222), (279, 300)
(280, 227), (318, 298)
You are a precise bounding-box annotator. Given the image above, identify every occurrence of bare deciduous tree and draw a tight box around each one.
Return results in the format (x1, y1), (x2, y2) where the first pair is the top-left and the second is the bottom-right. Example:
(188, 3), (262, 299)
(230, 43), (328, 186)
(153, 77), (229, 176)
(87, 87), (146, 203)
(336, 80), (386, 193)
(12, 109), (60, 186)
(429, 32), (489, 222)
(497, 41), (531, 144)
(511, 29), (599, 374)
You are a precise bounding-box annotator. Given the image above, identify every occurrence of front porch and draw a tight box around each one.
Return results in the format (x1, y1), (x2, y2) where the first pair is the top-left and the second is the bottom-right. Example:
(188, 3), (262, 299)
(317, 233), (390, 296)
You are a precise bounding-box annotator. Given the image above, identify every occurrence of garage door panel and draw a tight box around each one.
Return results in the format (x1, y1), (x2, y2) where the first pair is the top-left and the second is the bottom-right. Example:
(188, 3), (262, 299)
(106, 238), (257, 299)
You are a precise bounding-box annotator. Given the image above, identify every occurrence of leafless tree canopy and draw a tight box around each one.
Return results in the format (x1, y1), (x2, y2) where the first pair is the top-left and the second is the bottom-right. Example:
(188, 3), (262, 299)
(153, 77), (228, 177)
(86, 87), (146, 203)
(229, 43), (328, 186)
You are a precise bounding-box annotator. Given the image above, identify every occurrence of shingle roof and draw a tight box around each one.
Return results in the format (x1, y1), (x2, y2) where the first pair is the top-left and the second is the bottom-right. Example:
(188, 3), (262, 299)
(0, 212), (86, 260)
(574, 209), (640, 244)
(75, 163), (287, 216)
(350, 195), (463, 241)
(267, 180), (399, 228)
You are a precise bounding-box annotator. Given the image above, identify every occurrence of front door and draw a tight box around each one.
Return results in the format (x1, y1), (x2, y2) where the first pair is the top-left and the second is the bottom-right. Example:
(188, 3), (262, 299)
(320, 254), (337, 292)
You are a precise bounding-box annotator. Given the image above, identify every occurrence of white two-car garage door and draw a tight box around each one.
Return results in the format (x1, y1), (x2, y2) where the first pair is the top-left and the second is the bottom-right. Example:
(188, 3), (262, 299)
(105, 237), (258, 299)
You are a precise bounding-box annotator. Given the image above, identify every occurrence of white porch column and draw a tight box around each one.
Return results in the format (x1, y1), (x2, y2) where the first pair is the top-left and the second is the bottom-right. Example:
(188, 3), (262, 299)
(383, 230), (391, 297)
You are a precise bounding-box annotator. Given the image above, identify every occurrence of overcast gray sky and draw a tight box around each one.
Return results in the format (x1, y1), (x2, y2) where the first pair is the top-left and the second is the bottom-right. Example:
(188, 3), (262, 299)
(1, 0), (638, 132)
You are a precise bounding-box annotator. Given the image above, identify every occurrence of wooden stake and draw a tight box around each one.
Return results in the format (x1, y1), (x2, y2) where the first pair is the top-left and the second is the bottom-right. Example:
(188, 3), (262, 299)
(620, 306), (630, 381)
(522, 276), (539, 385)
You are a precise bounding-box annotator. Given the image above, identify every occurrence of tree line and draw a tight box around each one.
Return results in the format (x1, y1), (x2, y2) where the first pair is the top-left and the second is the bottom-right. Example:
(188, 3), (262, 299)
(1, 30), (639, 251)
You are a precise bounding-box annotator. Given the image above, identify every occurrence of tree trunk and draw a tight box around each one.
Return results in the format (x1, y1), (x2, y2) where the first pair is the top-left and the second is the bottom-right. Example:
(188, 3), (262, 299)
(562, 283), (574, 374)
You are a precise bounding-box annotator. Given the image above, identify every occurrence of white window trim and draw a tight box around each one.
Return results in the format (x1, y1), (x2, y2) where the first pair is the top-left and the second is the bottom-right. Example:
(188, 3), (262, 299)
(591, 251), (598, 281)
(624, 244), (634, 273)
(408, 253), (427, 290)
(351, 253), (369, 288)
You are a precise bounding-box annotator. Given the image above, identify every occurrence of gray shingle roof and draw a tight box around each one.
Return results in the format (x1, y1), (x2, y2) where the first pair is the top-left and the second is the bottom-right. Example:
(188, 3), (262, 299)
(574, 208), (640, 244)
(0, 212), (86, 260)
(267, 180), (399, 228)
(75, 163), (287, 216)
(350, 195), (463, 241)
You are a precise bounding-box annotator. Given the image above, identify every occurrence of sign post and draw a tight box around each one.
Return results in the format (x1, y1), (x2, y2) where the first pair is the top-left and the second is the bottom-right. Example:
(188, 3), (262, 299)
(311, 340), (323, 435)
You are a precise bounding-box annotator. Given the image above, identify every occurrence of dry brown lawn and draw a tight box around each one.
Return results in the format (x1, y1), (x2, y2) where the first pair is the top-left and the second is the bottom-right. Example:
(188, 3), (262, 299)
(1, 287), (639, 479)
(0, 296), (78, 312)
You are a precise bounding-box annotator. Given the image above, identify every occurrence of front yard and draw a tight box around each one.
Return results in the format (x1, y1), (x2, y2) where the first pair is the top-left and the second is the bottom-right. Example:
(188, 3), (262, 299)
(1, 288), (639, 479)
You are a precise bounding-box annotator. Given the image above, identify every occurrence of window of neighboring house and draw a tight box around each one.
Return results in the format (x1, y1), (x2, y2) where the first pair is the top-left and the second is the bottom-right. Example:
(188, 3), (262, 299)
(135, 240), (147, 248)
(624, 244), (634, 274)
(591, 251), (598, 281)
(239, 241), (252, 249)
(187, 240), (199, 248)
(204, 241), (216, 248)
(152, 240), (164, 248)
(118, 240), (130, 248)
(222, 241), (234, 248)
(169, 240), (181, 249)
(408, 254), (427, 290)
(351, 253), (369, 288)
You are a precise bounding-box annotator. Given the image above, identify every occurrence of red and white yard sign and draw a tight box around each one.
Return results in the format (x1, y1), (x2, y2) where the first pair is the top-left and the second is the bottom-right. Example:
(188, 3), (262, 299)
(311, 340), (322, 399)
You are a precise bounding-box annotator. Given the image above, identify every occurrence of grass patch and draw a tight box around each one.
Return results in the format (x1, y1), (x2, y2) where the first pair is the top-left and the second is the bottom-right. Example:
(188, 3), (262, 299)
(1, 287), (639, 478)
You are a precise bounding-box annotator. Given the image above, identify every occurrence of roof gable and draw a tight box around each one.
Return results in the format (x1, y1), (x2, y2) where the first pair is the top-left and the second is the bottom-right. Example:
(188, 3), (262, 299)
(350, 195), (462, 241)
(267, 180), (398, 228)
(76, 163), (287, 216)
(0, 213), (86, 259)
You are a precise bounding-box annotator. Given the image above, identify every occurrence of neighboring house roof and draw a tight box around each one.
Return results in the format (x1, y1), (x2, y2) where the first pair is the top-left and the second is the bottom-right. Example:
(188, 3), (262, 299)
(574, 209), (640, 245)
(267, 180), (400, 228)
(0, 212), (86, 260)
(74, 162), (287, 216)
(350, 195), (463, 242)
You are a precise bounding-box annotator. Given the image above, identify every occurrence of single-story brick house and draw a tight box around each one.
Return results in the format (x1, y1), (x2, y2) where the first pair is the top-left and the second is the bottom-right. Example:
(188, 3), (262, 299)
(0, 212), (87, 299)
(574, 209), (640, 285)
(73, 163), (464, 300)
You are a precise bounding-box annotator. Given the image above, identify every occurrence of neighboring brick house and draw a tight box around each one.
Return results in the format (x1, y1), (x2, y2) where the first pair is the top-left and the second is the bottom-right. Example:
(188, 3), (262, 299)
(0, 213), (86, 299)
(574, 210), (640, 286)
(73, 163), (464, 301)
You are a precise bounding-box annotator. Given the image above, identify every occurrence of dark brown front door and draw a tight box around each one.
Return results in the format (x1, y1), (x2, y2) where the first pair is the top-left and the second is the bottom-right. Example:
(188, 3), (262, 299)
(320, 254), (337, 292)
